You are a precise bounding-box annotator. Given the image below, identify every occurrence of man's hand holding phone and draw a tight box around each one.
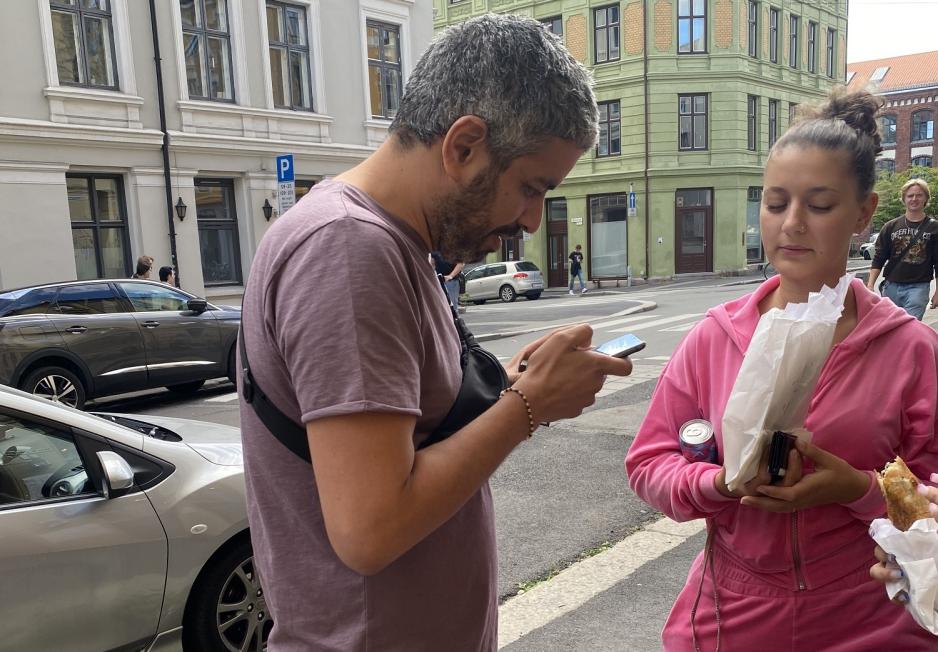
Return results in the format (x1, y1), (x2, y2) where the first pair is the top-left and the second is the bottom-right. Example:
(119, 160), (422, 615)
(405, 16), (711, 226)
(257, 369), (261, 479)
(508, 324), (633, 424)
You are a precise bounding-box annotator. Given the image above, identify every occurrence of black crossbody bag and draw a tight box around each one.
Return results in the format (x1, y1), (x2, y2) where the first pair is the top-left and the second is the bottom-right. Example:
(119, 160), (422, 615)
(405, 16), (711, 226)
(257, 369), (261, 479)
(880, 217), (932, 295)
(239, 275), (508, 462)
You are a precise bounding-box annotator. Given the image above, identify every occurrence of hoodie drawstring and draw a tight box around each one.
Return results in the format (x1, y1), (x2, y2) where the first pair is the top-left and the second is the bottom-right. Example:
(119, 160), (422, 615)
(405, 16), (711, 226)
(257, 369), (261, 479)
(691, 525), (720, 652)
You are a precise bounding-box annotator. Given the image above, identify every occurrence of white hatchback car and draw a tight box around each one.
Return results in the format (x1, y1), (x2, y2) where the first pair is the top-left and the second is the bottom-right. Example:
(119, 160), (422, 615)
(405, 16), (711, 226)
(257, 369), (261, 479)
(860, 232), (879, 260)
(464, 261), (544, 303)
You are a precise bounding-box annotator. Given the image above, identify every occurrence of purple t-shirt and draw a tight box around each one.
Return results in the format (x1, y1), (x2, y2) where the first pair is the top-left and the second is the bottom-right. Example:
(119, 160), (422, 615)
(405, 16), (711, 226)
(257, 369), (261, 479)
(239, 180), (498, 651)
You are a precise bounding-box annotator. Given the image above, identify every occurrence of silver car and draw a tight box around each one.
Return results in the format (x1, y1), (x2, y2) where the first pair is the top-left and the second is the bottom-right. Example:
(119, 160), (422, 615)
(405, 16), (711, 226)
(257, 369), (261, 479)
(0, 385), (268, 651)
(463, 260), (545, 303)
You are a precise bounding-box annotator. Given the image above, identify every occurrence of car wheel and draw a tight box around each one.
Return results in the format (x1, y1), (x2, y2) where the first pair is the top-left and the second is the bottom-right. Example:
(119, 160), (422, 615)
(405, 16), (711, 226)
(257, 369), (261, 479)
(22, 366), (86, 410)
(499, 285), (517, 303)
(472, 299), (487, 305)
(526, 292), (541, 300)
(167, 380), (206, 394)
(183, 539), (272, 652)
(863, 250), (871, 260)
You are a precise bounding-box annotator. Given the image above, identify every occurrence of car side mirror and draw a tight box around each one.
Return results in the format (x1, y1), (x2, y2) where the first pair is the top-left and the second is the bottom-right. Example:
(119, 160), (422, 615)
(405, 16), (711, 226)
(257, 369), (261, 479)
(96, 450), (135, 499)
(187, 298), (208, 313)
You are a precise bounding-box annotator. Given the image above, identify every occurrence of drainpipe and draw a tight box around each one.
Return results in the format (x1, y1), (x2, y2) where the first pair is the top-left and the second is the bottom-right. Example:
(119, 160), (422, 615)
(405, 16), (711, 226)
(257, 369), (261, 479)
(148, 0), (181, 286)
(642, 0), (651, 280)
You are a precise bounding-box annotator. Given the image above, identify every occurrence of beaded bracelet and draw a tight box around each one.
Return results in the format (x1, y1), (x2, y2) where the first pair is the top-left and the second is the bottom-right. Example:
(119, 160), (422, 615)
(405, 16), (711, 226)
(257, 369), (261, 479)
(499, 387), (535, 438)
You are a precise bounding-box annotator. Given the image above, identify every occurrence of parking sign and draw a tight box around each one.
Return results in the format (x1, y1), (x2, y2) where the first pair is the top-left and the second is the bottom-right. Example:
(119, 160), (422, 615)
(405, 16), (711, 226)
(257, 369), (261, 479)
(276, 154), (295, 215)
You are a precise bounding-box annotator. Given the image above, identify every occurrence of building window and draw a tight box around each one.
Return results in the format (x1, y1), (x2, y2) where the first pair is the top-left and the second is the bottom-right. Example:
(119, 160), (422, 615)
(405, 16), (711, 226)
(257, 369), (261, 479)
(295, 179), (317, 202)
(788, 15), (799, 68)
(597, 100), (621, 157)
(49, 0), (119, 89)
(807, 21), (817, 73)
(747, 1), (758, 58)
(180, 0), (234, 101)
(911, 156), (933, 168)
(789, 102), (798, 124)
(769, 8), (779, 63)
(195, 178), (242, 285)
(679, 94), (708, 151)
(876, 159), (896, 176)
(746, 187), (763, 263)
(747, 95), (758, 151)
(768, 99), (778, 147)
(881, 114), (897, 145)
(589, 195), (628, 277)
(266, 2), (313, 111)
(367, 20), (402, 119)
(678, 0), (706, 54)
(826, 27), (835, 78)
(541, 15), (563, 37)
(66, 174), (130, 280)
(593, 5), (620, 64)
(911, 111), (934, 142)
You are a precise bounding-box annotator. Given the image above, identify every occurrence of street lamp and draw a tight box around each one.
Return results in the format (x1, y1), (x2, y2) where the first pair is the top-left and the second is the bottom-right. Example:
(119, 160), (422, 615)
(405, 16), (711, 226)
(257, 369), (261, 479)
(174, 197), (187, 221)
(262, 198), (273, 221)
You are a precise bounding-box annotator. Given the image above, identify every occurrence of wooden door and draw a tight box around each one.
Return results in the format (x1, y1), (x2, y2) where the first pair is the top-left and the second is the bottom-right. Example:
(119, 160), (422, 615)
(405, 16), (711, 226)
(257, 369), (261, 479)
(674, 189), (713, 274)
(546, 198), (568, 287)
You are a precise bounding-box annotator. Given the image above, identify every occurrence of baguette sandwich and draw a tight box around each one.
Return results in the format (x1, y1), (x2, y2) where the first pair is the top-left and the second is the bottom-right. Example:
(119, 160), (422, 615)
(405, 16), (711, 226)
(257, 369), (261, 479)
(878, 457), (932, 531)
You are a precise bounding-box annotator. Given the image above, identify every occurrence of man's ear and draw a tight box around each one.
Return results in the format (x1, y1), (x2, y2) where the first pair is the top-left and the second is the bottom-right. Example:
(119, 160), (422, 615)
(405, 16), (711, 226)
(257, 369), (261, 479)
(440, 116), (491, 184)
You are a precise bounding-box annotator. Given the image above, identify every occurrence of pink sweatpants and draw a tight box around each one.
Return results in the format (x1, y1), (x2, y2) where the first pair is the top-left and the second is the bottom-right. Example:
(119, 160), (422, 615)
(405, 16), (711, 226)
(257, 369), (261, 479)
(663, 547), (938, 651)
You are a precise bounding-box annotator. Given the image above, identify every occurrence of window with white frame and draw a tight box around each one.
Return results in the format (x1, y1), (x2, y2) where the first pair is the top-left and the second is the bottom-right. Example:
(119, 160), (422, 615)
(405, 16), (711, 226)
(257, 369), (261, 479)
(881, 114), (897, 145)
(911, 156), (933, 168)
(912, 111), (934, 142)
(49, 0), (119, 89)
(180, 0), (235, 101)
(541, 15), (563, 38)
(366, 20), (402, 119)
(678, 0), (707, 54)
(788, 15), (799, 69)
(807, 21), (817, 73)
(266, 1), (313, 111)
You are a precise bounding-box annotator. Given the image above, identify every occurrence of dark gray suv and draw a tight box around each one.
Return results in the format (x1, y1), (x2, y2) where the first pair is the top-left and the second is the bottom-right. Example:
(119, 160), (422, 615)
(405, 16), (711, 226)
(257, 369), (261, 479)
(0, 280), (240, 409)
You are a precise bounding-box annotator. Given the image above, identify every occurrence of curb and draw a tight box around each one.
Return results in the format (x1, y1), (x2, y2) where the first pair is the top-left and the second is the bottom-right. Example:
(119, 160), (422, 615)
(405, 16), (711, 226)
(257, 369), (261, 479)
(476, 300), (658, 342)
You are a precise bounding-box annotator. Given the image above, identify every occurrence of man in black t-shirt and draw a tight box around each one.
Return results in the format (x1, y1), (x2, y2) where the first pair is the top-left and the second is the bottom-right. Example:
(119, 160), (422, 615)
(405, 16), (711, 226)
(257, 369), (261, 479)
(568, 244), (587, 295)
(866, 179), (938, 320)
(431, 251), (464, 309)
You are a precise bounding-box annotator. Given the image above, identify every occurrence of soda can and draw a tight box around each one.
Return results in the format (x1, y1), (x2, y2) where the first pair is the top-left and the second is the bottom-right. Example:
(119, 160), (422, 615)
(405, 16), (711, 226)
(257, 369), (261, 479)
(679, 419), (718, 464)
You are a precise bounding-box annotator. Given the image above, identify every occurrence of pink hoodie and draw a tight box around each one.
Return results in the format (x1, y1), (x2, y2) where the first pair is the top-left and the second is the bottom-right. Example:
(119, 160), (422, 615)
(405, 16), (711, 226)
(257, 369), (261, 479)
(626, 277), (938, 592)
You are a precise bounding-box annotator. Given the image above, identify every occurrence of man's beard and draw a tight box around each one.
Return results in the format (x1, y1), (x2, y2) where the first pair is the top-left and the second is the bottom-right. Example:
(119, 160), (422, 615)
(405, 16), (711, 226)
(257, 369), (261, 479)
(431, 167), (520, 262)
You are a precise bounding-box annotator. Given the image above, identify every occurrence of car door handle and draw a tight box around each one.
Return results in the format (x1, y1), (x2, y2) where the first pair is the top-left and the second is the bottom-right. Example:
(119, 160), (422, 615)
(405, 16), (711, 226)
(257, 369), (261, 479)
(64, 326), (87, 334)
(143, 321), (160, 329)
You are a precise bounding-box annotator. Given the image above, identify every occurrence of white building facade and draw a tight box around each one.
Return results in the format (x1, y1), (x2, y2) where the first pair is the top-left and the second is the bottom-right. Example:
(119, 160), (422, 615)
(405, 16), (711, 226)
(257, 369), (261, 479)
(0, 0), (431, 303)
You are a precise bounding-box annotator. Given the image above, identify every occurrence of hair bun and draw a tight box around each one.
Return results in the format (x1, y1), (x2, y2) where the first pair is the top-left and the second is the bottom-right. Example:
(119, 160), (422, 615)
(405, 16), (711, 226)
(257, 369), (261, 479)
(818, 87), (884, 154)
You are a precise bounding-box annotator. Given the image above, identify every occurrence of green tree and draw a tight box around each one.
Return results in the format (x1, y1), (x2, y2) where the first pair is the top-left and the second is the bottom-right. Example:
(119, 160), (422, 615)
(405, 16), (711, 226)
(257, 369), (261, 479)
(872, 166), (938, 232)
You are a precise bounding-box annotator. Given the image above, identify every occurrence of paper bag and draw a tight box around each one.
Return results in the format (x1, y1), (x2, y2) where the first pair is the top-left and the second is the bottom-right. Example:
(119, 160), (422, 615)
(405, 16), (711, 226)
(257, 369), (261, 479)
(723, 274), (852, 492)
(870, 517), (938, 635)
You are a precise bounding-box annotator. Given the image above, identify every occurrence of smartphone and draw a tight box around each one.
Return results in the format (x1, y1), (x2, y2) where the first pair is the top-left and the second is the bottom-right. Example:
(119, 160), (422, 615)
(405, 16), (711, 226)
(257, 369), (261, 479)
(594, 333), (646, 358)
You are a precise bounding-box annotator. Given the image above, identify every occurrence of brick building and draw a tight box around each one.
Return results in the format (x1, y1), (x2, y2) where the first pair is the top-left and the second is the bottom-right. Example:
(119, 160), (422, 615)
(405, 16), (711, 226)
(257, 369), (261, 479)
(848, 51), (938, 174)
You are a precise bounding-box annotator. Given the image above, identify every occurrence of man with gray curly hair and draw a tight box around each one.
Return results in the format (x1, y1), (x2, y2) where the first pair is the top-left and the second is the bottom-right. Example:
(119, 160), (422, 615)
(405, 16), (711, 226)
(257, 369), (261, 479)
(239, 13), (631, 651)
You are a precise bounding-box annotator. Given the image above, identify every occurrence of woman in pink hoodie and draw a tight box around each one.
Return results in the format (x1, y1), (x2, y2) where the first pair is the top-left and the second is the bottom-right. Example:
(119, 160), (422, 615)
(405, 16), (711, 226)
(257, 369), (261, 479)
(626, 89), (938, 651)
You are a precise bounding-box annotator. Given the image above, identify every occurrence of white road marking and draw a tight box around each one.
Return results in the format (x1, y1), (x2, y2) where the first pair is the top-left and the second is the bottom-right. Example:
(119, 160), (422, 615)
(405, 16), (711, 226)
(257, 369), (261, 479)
(498, 517), (706, 649)
(205, 392), (239, 403)
(609, 313), (703, 333)
(588, 313), (658, 330)
(644, 355), (672, 362)
(596, 363), (665, 397)
(659, 321), (699, 333)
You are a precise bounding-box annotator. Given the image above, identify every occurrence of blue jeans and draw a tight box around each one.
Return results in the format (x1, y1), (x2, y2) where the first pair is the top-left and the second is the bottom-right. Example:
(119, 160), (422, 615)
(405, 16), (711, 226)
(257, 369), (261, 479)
(569, 269), (585, 290)
(444, 278), (460, 309)
(883, 280), (931, 320)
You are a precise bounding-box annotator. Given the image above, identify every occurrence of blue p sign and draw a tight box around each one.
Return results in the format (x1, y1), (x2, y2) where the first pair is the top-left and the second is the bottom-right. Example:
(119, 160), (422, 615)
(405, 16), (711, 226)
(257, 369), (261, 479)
(276, 154), (294, 183)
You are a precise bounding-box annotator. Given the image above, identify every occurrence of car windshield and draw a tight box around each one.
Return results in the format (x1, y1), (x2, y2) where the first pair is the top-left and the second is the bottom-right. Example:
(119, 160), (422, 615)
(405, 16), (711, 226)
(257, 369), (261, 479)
(515, 262), (539, 272)
(92, 414), (183, 442)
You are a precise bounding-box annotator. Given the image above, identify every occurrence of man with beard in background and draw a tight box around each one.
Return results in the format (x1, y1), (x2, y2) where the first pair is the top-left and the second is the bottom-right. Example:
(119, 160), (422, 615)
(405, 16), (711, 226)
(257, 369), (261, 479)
(238, 14), (632, 651)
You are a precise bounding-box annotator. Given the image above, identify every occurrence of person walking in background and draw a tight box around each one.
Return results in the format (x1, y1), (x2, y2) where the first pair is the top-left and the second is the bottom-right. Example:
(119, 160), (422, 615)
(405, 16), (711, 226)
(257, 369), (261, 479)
(626, 89), (938, 650)
(865, 179), (938, 320)
(132, 255), (154, 279)
(238, 14), (632, 651)
(158, 266), (175, 286)
(431, 251), (464, 309)
(568, 244), (587, 295)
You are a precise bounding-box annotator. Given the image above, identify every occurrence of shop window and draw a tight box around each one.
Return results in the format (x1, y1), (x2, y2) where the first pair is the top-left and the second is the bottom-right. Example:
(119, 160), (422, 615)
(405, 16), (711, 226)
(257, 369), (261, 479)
(66, 174), (130, 280)
(195, 178), (242, 285)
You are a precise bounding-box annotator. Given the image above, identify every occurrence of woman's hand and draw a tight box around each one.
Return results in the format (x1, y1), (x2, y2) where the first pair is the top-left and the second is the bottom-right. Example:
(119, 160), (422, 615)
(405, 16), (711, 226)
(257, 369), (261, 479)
(870, 546), (908, 603)
(917, 474), (938, 519)
(714, 445), (803, 499)
(740, 439), (870, 512)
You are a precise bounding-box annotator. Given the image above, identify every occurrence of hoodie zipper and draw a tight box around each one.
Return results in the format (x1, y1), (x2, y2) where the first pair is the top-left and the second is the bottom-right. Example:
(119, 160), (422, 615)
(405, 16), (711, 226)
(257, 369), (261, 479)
(791, 512), (806, 591)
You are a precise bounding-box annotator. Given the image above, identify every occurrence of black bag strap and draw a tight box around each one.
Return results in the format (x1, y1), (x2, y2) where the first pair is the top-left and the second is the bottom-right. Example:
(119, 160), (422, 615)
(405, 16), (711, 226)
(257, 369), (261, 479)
(239, 325), (311, 463)
(884, 217), (931, 281)
(240, 271), (472, 462)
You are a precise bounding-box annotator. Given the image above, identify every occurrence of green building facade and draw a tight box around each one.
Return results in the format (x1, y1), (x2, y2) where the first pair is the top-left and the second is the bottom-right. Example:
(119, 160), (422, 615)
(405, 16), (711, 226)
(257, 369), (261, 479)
(434, 0), (848, 287)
